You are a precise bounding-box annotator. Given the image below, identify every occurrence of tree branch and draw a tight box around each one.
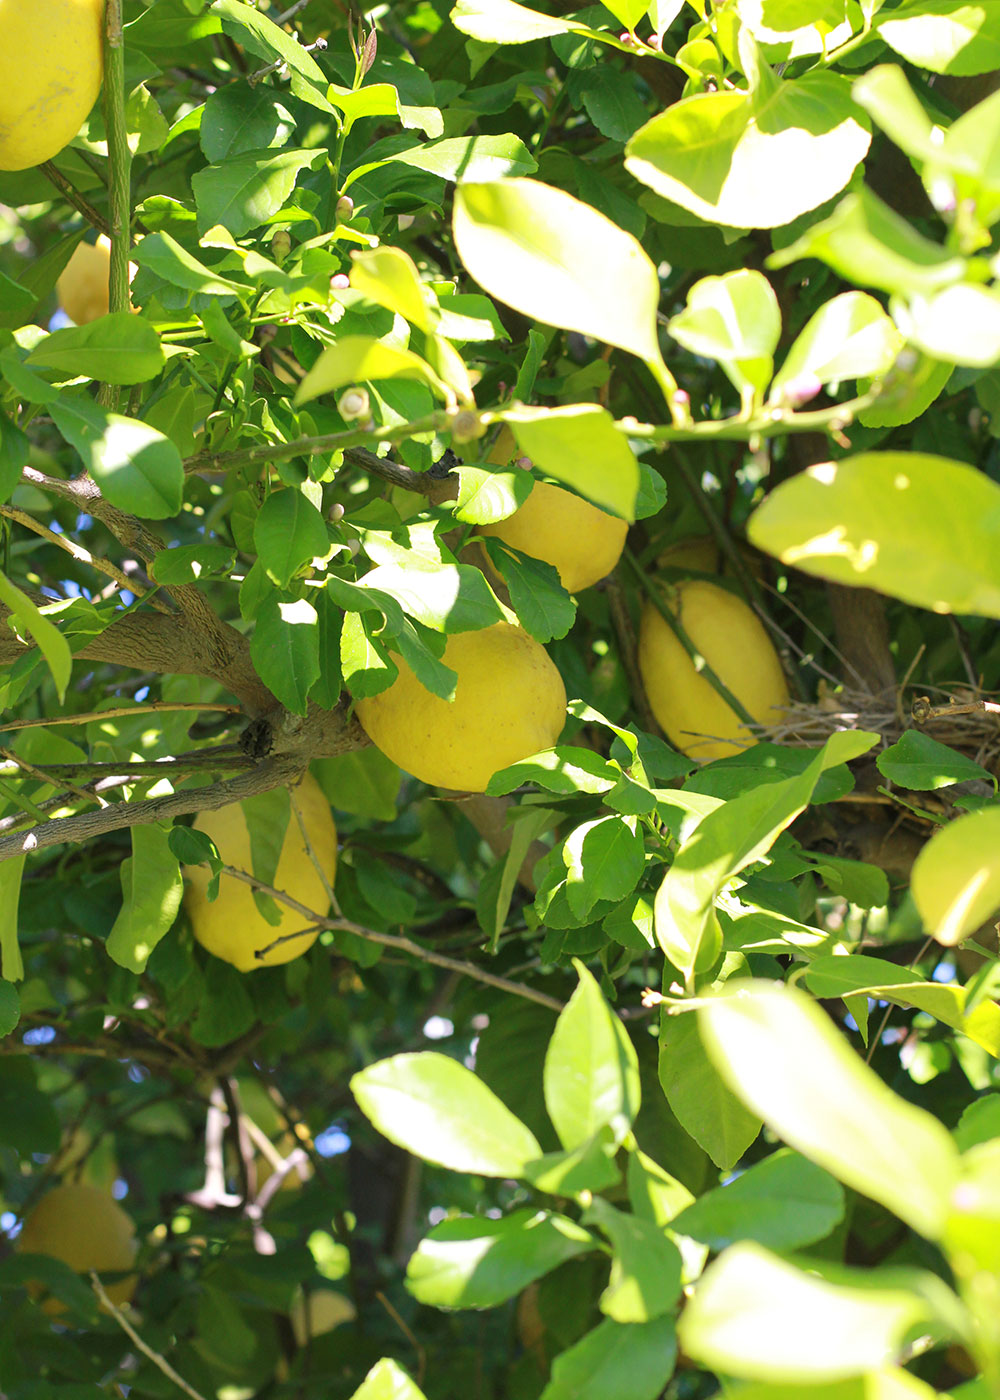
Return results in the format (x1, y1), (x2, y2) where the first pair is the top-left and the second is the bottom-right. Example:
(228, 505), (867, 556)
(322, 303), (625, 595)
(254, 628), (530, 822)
(0, 758), (303, 863)
(218, 864), (564, 1012)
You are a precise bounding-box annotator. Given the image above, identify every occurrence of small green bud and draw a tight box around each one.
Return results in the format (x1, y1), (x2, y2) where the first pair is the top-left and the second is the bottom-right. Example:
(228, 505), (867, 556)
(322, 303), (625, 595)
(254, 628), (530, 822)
(338, 388), (370, 421)
(271, 229), (292, 263)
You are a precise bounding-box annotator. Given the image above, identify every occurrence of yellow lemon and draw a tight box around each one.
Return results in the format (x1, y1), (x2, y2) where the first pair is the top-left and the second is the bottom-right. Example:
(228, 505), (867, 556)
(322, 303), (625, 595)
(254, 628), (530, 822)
(184, 772), (338, 973)
(0, 0), (105, 171)
(638, 579), (788, 762)
(657, 534), (764, 580)
(58, 236), (111, 325)
(476, 427), (628, 592)
(356, 622), (566, 792)
(17, 1183), (137, 1314)
(289, 1288), (356, 1346)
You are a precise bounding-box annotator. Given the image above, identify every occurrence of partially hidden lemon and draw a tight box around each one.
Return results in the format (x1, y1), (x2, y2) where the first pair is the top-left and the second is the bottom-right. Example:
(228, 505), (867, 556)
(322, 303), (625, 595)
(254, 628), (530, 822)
(0, 0), (105, 171)
(58, 236), (111, 325)
(17, 1183), (138, 1314)
(638, 579), (788, 762)
(476, 427), (628, 593)
(57, 235), (136, 324)
(184, 773), (338, 973)
(356, 622), (566, 792)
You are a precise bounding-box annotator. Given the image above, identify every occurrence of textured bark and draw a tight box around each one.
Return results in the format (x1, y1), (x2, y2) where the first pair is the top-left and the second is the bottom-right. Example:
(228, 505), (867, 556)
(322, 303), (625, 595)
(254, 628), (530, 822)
(827, 584), (897, 696)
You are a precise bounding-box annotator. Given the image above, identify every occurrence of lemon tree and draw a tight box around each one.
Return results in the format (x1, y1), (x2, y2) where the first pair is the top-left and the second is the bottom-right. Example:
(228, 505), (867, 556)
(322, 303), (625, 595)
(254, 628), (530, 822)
(2, 2), (1000, 1399)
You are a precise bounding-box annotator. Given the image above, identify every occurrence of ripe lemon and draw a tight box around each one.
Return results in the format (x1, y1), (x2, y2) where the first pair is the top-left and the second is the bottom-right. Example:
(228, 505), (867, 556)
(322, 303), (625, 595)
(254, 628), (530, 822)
(58, 236), (111, 325)
(475, 426), (628, 593)
(184, 773), (338, 973)
(638, 579), (788, 762)
(17, 1183), (137, 1313)
(356, 622), (567, 791)
(0, 0), (105, 171)
(57, 235), (136, 324)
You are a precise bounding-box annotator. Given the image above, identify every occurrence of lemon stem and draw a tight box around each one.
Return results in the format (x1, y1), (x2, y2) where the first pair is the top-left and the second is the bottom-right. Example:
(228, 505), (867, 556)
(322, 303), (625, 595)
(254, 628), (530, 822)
(102, 0), (131, 351)
(623, 547), (759, 731)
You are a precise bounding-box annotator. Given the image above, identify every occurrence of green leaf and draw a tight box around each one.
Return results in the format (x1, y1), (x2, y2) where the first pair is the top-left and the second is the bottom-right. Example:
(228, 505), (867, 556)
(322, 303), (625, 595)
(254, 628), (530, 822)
(802, 954), (1000, 1056)
(895, 284), (1000, 368)
(453, 464), (533, 524)
(538, 1316), (677, 1400)
(405, 1209), (594, 1309)
(296, 336), (451, 405)
(878, 730), (995, 792)
(26, 315), (165, 385)
(858, 352), (952, 429)
(501, 404), (640, 520)
(748, 451), (1000, 618)
(51, 395), (184, 519)
(544, 961), (641, 1150)
(625, 73), (869, 230)
(767, 187), (966, 297)
(107, 825), (185, 974)
(655, 730), (877, 983)
(357, 561), (505, 634)
(584, 1196), (682, 1322)
(450, 0), (594, 43)
(350, 246), (437, 334)
(351, 1051), (542, 1176)
(315, 747), (400, 821)
(697, 980), (962, 1239)
(0, 409), (29, 504)
(878, 0), (1000, 76)
(771, 291), (903, 397)
(851, 64), (940, 168)
(348, 1358), (428, 1400)
(242, 786), (290, 927)
(453, 179), (665, 368)
(522, 1134), (623, 1195)
(562, 815), (645, 918)
(0, 1060), (60, 1154)
(133, 231), (247, 300)
(0, 978), (19, 1037)
(481, 538), (577, 644)
(575, 67), (651, 144)
(151, 543), (237, 585)
(678, 1243), (953, 1382)
(0, 856), (25, 982)
(672, 1149), (844, 1252)
(659, 1010), (762, 1171)
(212, 0), (328, 85)
(721, 1375), (942, 1400)
(910, 805), (1000, 946)
(200, 83), (296, 163)
(192, 148), (326, 237)
(391, 133), (538, 183)
(668, 270), (781, 399)
(254, 489), (330, 588)
(250, 593), (320, 715)
(487, 746), (619, 797)
(0, 571), (72, 702)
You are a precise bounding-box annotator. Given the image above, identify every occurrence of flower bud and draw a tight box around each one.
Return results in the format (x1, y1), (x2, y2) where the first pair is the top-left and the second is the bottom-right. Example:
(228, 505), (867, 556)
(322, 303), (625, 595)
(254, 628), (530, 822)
(331, 272), (350, 291)
(778, 372), (823, 409)
(271, 229), (292, 263)
(328, 502), (345, 523)
(448, 408), (486, 443)
(338, 387), (370, 421)
(336, 195), (354, 220)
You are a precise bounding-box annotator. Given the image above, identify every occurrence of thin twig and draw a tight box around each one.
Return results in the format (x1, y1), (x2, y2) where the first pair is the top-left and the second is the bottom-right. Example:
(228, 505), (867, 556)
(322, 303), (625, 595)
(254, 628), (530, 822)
(100, 0), (131, 410)
(91, 1272), (210, 1400)
(0, 505), (168, 609)
(0, 702), (241, 735)
(912, 696), (1000, 723)
(0, 746), (108, 808)
(38, 163), (112, 239)
(864, 937), (935, 1066)
(605, 569), (660, 738)
(217, 864), (565, 1012)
